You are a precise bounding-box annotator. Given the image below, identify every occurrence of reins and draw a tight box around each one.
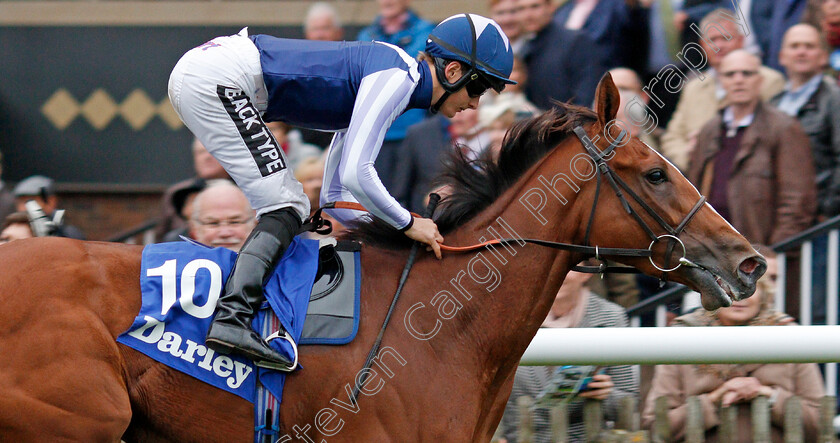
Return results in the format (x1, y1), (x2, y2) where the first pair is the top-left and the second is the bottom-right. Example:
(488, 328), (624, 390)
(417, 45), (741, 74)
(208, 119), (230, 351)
(301, 126), (706, 277)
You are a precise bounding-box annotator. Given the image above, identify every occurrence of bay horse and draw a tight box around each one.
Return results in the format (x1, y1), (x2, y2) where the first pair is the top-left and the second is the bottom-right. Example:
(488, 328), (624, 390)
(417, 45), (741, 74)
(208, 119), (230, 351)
(0, 75), (765, 442)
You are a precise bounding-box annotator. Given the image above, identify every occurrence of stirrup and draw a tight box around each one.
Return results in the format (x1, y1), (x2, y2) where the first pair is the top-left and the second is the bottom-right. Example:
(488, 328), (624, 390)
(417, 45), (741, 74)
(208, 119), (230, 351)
(263, 329), (299, 371)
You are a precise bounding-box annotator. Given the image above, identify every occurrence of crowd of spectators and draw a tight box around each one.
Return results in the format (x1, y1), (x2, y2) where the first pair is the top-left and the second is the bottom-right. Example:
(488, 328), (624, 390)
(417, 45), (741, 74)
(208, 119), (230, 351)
(3, 0), (840, 440)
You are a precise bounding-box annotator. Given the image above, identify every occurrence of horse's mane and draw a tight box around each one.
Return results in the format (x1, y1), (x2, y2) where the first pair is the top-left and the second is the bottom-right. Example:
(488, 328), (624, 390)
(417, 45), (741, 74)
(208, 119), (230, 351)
(339, 103), (597, 249)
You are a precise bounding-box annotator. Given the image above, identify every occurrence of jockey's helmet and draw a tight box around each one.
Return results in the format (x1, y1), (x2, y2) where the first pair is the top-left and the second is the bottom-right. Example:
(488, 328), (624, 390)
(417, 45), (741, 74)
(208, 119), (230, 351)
(425, 13), (516, 112)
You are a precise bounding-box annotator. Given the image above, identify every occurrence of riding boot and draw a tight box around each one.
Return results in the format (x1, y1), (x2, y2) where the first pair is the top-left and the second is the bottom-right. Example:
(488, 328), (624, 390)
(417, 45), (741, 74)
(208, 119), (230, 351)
(205, 207), (301, 370)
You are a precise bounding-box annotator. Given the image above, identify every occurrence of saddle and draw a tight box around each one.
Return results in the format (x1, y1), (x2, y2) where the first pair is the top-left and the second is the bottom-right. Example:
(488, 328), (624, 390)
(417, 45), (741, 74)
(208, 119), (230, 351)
(298, 238), (361, 345)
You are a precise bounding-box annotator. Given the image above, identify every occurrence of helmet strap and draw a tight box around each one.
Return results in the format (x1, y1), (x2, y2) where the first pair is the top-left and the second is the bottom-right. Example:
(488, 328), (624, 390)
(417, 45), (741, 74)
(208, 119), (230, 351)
(430, 57), (478, 114)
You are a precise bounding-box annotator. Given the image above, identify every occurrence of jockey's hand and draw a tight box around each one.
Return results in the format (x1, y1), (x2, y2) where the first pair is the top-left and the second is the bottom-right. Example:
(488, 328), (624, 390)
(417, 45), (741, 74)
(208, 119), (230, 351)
(405, 217), (444, 259)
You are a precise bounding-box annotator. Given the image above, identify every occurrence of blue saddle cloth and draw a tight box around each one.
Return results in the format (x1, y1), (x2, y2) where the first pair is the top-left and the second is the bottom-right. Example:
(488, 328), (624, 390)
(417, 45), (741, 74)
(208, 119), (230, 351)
(117, 237), (319, 403)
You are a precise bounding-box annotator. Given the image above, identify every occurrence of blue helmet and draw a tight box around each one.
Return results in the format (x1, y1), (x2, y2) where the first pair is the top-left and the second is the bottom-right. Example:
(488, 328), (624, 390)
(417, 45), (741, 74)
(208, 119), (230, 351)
(425, 13), (516, 94)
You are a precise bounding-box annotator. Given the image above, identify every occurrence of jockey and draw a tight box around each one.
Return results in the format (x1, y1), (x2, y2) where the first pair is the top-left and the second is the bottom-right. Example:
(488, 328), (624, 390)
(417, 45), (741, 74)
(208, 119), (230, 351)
(168, 13), (515, 370)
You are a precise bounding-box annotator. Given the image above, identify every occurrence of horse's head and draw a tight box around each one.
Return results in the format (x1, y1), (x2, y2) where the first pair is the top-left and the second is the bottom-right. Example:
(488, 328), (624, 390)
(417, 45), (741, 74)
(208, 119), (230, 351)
(581, 73), (765, 310)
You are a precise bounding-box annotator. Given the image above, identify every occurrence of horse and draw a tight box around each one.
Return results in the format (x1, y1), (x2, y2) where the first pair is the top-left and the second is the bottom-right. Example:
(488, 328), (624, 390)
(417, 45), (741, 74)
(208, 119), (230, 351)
(0, 74), (766, 442)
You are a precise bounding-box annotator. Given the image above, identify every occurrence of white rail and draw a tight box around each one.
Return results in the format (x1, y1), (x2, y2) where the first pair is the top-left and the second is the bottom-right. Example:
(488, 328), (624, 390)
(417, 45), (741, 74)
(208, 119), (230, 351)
(520, 326), (840, 366)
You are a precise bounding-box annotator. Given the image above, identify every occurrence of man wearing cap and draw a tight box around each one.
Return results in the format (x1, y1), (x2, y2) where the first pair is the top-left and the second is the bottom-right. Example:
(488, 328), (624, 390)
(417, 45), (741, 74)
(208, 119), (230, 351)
(155, 137), (229, 242)
(13, 175), (85, 240)
(158, 178), (208, 243)
(169, 14), (517, 369)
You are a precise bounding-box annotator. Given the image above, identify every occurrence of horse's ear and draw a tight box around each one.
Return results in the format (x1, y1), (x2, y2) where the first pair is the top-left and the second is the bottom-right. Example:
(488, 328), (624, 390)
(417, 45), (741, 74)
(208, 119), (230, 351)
(594, 72), (619, 127)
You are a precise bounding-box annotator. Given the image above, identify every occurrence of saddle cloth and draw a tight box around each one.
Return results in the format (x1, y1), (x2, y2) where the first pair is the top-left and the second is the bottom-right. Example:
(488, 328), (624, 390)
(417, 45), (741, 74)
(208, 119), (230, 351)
(117, 237), (320, 402)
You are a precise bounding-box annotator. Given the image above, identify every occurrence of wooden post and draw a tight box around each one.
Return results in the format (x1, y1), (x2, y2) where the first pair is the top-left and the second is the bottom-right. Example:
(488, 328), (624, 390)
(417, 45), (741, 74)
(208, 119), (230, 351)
(653, 396), (671, 443)
(517, 395), (534, 443)
(685, 396), (704, 443)
(550, 402), (569, 443)
(819, 396), (835, 443)
(584, 399), (604, 442)
(784, 396), (803, 443)
(751, 396), (770, 442)
(719, 405), (736, 441)
(616, 396), (637, 431)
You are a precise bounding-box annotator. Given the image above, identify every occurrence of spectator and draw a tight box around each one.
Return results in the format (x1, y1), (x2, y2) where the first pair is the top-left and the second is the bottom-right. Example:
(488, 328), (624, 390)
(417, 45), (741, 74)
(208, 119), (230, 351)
(771, 23), (840, 220)
(490, 0), (527, 54)
(393, 107), (487, 213)
(159, 179), (208, 243)
(266, 121), (322, 172)
(0, 212), (33, 244)
(478, 90), (538, 161)
(13, 175), (85, 240)
(687, 50), (816, 247)
(762, 0), (810, 72)
(299, 2), (349, 149)
(294, 156), (325, 217)
(0, 150), (15, 223)
(641, 256), (825, 442)
(771, 23), (840, 326)
(660, 8), (785, 171)
(611, 67), (662, 152)
(821, 0), (840, 73)
(304, 2), (344, 42)
(498, 267), (639, 442)
(356, 0), (435, 192)
(518, 0), (607, 110)
(481, 56), (539, 110)
(156, 137), (229, 241)
(553, 0), (651, 74)
(189, 180), (257, 253)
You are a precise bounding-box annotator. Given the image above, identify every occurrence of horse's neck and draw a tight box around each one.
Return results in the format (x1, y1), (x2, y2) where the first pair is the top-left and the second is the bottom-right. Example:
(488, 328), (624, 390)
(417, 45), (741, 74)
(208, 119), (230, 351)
(439, 147), (585, 372)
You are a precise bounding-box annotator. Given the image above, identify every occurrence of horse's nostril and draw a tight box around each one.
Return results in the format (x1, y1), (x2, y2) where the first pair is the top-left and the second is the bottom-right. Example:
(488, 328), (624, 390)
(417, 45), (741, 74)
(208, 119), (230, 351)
(740, 257), (760, 275)
(738, 257), (767, 285)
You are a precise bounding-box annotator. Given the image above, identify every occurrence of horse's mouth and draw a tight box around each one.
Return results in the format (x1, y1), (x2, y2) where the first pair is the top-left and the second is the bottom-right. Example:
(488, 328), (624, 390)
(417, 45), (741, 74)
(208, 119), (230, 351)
(684, 264), (750, 311)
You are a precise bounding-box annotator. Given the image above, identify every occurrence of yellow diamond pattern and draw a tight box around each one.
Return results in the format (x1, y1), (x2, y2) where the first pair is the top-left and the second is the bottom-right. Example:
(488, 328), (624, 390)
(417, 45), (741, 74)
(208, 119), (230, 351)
(41, 88), (80, 130)
(157, 98), (183, 130)
(120, 89), (156, 130)
(81, 89), (118, 130)
(41, 89), (185, 131)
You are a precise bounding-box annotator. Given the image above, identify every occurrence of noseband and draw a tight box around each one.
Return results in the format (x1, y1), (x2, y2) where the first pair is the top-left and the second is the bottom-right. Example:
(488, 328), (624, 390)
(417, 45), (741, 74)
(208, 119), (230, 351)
(572, 125), (706, 280)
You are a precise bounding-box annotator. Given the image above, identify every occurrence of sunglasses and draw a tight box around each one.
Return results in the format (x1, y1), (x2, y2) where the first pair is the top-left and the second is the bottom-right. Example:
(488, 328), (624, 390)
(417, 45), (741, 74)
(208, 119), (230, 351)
(465, 74), (493, 98)
(720, 70), (758, 78)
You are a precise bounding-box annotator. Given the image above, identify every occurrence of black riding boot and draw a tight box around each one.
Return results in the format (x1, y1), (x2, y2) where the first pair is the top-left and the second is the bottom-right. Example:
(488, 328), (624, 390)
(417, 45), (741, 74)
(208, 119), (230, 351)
(205, 207), (301, 370)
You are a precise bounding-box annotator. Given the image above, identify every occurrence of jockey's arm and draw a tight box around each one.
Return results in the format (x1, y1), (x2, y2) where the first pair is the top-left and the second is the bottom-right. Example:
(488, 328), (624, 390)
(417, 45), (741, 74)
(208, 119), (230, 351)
(337, 68), (443, 255)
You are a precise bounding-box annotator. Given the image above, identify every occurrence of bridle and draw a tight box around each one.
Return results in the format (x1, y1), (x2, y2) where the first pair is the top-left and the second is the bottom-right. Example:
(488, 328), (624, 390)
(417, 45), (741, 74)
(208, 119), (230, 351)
(571, 125), (706, 280)
(302, 124), (707, 280)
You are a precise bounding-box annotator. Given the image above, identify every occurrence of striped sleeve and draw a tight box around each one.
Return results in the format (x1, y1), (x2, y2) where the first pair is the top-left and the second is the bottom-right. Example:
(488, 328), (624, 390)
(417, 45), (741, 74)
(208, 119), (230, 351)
(336, 67), (416, 229)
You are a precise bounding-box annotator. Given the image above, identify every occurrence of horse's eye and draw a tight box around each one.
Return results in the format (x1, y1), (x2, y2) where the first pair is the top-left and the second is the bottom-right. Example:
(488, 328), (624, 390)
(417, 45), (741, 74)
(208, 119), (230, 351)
(646, 169), (667, 185)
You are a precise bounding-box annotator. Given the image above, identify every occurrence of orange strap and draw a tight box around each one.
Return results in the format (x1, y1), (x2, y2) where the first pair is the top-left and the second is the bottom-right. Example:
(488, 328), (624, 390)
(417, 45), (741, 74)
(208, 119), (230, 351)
(331, 201), (422, 219)
(326, 201), (492, 253)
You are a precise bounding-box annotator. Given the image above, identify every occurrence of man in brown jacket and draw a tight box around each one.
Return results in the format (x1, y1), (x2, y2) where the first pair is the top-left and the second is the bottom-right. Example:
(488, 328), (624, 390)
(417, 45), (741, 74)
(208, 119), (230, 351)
(688, 49), (817, 248)
(661, 9), (785, 172)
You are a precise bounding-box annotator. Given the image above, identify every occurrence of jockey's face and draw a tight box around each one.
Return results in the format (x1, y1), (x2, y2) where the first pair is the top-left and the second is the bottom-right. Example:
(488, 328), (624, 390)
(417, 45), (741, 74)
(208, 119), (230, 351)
(437, 61), (481, 118)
